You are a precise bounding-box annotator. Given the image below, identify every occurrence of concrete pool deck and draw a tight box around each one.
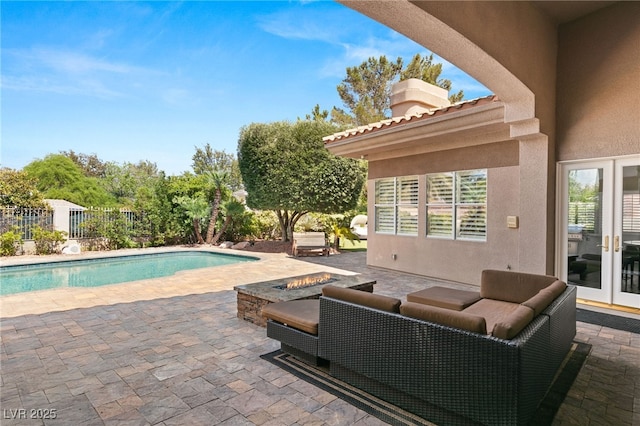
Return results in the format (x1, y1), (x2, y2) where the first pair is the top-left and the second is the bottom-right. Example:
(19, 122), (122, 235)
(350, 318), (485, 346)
(1, 247), (639, 425)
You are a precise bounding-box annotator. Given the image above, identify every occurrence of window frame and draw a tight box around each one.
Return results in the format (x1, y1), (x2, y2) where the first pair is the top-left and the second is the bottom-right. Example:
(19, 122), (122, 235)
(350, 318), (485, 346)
(374, 176), (419, 236)
(426, 169), (487, 241)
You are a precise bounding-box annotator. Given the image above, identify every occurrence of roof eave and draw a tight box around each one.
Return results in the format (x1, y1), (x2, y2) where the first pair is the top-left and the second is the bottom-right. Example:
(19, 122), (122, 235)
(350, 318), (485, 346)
(326, 101), (508, 159)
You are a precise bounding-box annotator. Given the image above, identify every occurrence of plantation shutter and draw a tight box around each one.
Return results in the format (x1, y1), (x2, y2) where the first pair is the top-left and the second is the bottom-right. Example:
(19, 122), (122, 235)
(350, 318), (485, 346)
(375, 178), (395, 233)
(397, 177), (419, 235)
(426, 173), (454, 237)
(456, 170), (487, 240)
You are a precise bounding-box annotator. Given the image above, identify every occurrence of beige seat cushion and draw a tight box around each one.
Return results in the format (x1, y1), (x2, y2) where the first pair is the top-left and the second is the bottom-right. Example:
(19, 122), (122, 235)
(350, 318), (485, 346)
(261, 300), (319, 335)
(401, 302), (487, 334)
(407, 286), (481, 311)
(463, 298), (521, 334)
(322, 285), (401, 313)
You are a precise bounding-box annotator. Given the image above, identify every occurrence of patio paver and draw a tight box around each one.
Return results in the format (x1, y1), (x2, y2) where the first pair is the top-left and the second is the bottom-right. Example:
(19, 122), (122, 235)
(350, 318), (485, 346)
(1, 247), (639, 425)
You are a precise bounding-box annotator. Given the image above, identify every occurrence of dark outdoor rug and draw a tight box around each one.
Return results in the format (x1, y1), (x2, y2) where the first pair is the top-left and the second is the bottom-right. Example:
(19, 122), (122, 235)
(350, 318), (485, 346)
(576, 308), (640, 333)
(261, 342), (591, 426)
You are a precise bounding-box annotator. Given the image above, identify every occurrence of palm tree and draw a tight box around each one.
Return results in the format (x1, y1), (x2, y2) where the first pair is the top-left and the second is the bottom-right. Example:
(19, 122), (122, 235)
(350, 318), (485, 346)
(174, 196), (210, 244)
(204, 170), (229, 244)
(211, 199), (246, 245)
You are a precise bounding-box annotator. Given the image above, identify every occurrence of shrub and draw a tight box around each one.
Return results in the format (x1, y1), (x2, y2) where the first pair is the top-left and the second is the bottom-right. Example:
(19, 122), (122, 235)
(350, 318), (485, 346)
(102, 211), (135, 250)
(31, 225), (67, 255)
(251, 210), (281, 240)
(0, 226), (23, 256)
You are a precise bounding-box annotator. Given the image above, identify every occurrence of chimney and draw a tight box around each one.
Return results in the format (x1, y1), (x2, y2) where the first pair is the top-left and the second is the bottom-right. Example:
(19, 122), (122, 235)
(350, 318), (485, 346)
(390, 78), (451, 117)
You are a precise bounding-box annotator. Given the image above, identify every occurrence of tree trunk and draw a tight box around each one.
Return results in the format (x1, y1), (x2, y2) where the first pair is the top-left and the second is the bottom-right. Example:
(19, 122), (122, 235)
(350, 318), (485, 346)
(205, 189), (221, 244)
(276, 210), (308, 242)
(211, 217), (232, 245)
(193, 218), (205, 244)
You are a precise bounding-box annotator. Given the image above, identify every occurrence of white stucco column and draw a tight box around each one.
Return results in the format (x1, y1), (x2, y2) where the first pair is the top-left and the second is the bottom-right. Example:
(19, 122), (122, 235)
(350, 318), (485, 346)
(518, 135), (552, 274)
(52, 206), (71, 237)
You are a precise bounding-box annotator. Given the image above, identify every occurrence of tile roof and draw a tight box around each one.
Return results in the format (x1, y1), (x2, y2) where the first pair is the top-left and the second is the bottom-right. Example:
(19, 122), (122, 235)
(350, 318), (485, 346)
(323, 94), (499, 143)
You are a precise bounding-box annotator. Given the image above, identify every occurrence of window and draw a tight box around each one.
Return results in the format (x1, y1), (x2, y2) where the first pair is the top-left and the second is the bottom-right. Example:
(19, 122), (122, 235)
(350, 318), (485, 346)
(426, 169), (487, 240)
(374, 176), (419, 235)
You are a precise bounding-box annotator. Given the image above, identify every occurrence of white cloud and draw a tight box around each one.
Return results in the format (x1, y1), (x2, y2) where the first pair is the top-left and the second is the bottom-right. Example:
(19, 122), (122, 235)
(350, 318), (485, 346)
(1, 47), (161, 99)
(32, 48), (138, 74)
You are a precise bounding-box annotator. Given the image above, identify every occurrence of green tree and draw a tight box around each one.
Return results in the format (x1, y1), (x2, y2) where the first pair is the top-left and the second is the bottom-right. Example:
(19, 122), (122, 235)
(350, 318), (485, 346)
(191, 144), (243, 191)
(333, 53), (465, 127)
(305, 104), (330, 122)
(334, 56), (403, 127)
(210, 199), (246, 245)
(23, 154), (116, 207)
(174, 195), (210, 244)
(401, 53), (464, 103)
(0, 168), (46, 207)
(238, 120), (366, 241)
(203, 170), (229, 244)
(60, 150), (108, 178)
(102, 160), (160, 206)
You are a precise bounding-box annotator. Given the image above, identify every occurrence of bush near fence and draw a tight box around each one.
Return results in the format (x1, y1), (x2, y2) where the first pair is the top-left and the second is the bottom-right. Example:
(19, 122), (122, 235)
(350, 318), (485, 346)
(0, 207), (54, 240)
(0, 206), (143, 245)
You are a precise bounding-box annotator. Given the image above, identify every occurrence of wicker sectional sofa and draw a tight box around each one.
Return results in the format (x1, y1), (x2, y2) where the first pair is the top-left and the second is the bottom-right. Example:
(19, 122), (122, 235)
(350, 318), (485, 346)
(263, 270), (577, 425)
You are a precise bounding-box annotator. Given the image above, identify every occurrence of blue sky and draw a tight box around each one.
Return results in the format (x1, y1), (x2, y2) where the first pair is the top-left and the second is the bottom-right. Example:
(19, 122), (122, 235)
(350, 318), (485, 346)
(1, 1), (490, 176)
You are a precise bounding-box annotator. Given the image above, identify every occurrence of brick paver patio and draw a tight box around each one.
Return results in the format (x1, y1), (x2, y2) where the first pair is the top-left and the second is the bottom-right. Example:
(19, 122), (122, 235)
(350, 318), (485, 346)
(1, 247), (639, 425)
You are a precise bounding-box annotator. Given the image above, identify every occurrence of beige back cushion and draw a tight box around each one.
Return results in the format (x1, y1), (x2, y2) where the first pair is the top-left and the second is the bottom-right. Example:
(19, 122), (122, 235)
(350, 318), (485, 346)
(322, 285), (401, 313)
(400, 302), (487, 334)
(521, 280), (567, 315)
(481, 269), (559, 303)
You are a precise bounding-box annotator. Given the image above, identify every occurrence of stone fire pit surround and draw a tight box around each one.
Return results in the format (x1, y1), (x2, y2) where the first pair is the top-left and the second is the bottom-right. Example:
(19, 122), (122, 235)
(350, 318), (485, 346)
(234, 272), (376, 327)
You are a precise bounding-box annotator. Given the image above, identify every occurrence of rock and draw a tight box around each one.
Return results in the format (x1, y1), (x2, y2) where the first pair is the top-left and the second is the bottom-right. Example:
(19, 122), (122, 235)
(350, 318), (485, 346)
(232, 241), (250, 250)
(219, 241), (234, 249)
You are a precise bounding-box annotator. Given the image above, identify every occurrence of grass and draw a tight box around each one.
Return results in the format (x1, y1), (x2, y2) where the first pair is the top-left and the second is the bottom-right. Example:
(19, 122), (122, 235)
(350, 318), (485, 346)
(338, 239), (367, 252)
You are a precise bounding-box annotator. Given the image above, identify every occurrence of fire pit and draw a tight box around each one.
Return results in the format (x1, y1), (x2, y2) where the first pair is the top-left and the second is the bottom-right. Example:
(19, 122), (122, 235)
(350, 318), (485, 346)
(234, 272), (375, 326)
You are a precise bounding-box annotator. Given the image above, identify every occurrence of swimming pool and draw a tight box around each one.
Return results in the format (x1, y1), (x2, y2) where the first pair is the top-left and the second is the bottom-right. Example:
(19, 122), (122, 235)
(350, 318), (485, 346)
(0, 251), (257, 295)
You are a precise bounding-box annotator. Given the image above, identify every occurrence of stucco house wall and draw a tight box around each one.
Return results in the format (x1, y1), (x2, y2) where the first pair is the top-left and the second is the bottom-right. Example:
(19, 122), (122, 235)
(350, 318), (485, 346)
(556, 2), (640, 161)
(329, 0), (638, 294)
(367, 143), (520, 285)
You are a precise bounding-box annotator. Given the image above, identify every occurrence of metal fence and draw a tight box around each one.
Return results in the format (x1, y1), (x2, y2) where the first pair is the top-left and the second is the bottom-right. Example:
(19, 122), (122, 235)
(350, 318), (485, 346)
(0, 207), (54, 240)
(68, 208), (138, 239)
(0, 207), (140, 240)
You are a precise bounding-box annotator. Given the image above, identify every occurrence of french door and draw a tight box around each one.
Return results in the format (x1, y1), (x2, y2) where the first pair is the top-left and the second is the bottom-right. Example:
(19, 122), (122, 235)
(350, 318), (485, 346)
(558, 157), (640, 308)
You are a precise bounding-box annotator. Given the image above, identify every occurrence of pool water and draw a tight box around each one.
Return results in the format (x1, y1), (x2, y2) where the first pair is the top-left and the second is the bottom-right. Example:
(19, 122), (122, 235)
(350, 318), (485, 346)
(0, 251), (256, 295)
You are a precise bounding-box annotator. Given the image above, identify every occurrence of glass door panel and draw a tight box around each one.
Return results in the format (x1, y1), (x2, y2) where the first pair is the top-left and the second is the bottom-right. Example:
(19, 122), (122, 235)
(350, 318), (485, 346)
(561, 162), (613, 304)
(560, 158), (640, 308)
(614, 160), (640, 307)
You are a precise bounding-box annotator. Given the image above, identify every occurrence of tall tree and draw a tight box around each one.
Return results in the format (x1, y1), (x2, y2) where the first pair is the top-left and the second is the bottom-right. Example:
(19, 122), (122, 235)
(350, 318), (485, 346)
(238, 120), (365, 241)
(191, 144), (242, 191)
(60, 150), (108, 178)
(334, 56), (403, 127)
(210, 199), (246, 245)
(305, 104), (330, 122)
(333, 53), (465, 127)
(23, 154), (116, 207)
(401, 53), (464, 103)
(203, 170), (229, 244)
(173, 195), (210, 244)
(0, 168), (46, 208)
(102, 160), (160, 206)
